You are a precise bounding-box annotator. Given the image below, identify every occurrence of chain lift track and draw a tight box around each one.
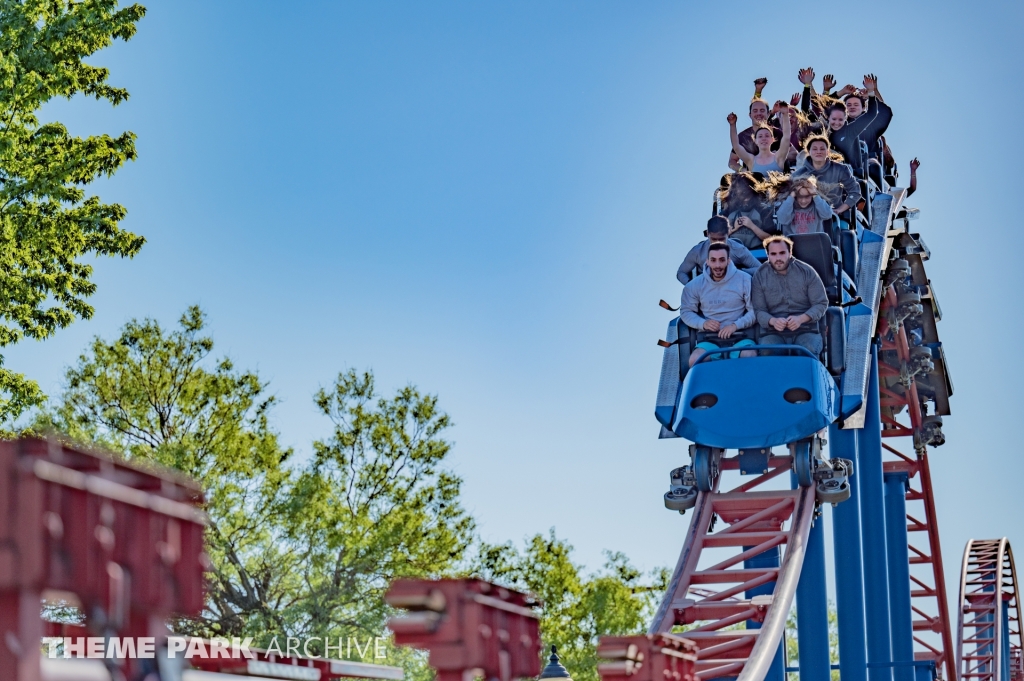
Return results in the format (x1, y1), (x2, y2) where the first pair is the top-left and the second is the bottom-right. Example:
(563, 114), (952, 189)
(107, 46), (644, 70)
(877, 212), (957, 681)
(957, 540), (1023, 681)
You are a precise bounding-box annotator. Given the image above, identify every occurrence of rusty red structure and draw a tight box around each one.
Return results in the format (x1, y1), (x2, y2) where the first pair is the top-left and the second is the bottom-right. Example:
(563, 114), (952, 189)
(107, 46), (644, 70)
(0, 436), (206, 680)
(385, 578), (543, 681)
(596, 634), (698, 681)
(189, 645), (406, 680)
(384, 578), (700, 681)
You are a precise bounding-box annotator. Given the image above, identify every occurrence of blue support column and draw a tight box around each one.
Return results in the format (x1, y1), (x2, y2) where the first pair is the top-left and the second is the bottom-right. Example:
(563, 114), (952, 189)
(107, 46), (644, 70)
(979, 587), (994, 679)
(1001, 599), (1011, 681)
(746, 546), (786, 681)
(831, 423), (868, 681)
(884, 471), (914, 681)
(793, 471), (831, 681)
(913, 662), (936, 681)
(860, 346), (893, 681)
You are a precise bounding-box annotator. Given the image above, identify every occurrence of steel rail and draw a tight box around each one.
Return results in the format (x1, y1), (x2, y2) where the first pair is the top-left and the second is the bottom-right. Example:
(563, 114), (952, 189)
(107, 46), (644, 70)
(735, 484), (816, 681)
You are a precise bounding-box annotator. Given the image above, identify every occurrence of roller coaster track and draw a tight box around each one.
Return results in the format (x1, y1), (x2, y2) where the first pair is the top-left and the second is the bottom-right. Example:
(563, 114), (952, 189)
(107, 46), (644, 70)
(881, 441), (956, 681)
(878, 260), (958, 681)
(957, 539), (1023, 681)
(649, 453), (816, 681)
(647, 185), (962, 681)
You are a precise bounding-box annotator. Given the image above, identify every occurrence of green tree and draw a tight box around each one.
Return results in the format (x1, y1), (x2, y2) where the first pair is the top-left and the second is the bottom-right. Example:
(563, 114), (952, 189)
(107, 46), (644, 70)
(36, 306), (296, 638)
(785, 602), (840, 681)
(472, 532), (668, 681)
(0, 0), (147, 423)
(280, 368), (476, 649)
(37, 308), (477, 654)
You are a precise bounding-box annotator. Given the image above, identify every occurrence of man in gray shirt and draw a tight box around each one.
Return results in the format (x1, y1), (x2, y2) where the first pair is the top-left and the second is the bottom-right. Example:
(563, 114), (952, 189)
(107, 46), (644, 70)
(751, 235), (828, 357)
(677, 215), (761, 285)
(679, 242), (757, 366)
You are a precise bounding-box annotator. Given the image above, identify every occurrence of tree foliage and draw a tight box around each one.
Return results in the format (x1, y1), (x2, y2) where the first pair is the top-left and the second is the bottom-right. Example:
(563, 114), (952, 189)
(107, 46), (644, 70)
(0, 0), (146, 423)
(37, 306), (295, 638)
(786, 602), (840, 681)
(472, 532), (668, 681)
(37, 307), (476, 654)
(280, 369), (475, 647)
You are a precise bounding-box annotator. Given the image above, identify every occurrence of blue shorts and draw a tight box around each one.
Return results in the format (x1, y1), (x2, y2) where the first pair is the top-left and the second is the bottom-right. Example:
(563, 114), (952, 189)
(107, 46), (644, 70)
(696, 338), (756, 359)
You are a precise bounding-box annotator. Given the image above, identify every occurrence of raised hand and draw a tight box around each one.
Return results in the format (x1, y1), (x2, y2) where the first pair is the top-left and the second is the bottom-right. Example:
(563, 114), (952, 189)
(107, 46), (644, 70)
(790, 92), (801, 106)
(863, 73), (878, 92)
(910, 157), (920, 173)
(837, 84), (856, 97)
(823, 74), (836, 91)
(798, 67), (815, 85)
(727, 112), (738, 125)
(754, 77), (768, 93)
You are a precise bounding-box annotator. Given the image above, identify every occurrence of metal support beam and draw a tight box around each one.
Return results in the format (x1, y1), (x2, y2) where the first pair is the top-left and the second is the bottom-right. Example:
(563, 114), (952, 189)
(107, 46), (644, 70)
(862, 346), (894, 681)
(832, 423), (868, 681)
(885, 471), (915, 681)
(794, 472), (831, 681)
(746, 546), (786, 681)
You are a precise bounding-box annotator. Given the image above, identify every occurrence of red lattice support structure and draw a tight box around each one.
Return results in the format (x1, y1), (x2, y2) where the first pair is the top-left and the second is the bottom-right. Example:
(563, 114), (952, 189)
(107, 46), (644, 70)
(881, 445), (957, 681)
(386, 578), (542, 681)
(597, 634), (698, 681)
(957, 539), (1022, 681)
(646, 454), (816, 681)
(0, 436), (208, 681)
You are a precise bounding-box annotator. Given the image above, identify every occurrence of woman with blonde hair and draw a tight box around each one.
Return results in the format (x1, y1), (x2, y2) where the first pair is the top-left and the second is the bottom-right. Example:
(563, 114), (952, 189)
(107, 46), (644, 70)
(775, 175), (834, 236)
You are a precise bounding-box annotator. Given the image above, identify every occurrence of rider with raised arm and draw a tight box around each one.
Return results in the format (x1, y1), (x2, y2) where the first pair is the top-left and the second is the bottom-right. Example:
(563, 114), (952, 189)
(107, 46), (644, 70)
(728, 86), (780, 171)
(679, 242), (757, 367)
(907, 157), (920, 196)
(790, 135), (861, 220)
(751, 235), (828, 357)
(776, 176), (834, 236)
(677, 215), (761, 285)
(828, 74), (893, 179)
(729, 104), (792, 176)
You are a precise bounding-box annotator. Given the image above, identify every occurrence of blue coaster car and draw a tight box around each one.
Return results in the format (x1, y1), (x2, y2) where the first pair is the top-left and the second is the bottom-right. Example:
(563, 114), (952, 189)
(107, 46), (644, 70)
(671, 346), (839, 450)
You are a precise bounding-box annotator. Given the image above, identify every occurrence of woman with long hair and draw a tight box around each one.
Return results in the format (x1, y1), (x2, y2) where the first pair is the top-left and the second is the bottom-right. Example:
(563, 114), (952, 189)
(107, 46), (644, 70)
(776, 176), (834, 236)
(728, 102), (792, 175)
(720, 172), (774, 250)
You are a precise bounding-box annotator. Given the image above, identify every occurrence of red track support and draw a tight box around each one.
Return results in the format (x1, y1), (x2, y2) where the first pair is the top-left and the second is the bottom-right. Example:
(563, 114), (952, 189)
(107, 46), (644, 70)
(957, 540), (1022, 681)
(386, 578), (542, 681)
(190, 644), (404, 680)
(0, 437), (208, 681)
(597, 634), (698, 681)
(878, 288), (923, 437)
(881, 444), (956, 681)
(647, 455), (816, 681)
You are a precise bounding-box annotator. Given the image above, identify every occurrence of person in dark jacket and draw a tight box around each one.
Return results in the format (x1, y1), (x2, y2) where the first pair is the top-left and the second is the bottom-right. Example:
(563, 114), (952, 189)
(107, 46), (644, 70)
(827, 74), (892, 178)
(751, 235), (829, 357)
(790, 135), (861, 217)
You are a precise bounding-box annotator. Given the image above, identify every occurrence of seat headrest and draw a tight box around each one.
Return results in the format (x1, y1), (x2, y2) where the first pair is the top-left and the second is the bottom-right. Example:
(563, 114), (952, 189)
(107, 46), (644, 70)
(790, 233), (836, 288)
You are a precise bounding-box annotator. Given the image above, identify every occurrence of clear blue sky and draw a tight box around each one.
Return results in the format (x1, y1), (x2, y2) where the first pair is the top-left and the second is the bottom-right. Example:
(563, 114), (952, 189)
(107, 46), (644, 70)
(8, 0), (1024, 605)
